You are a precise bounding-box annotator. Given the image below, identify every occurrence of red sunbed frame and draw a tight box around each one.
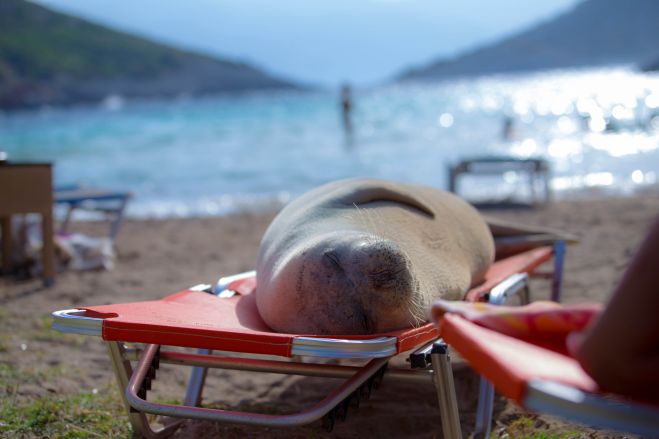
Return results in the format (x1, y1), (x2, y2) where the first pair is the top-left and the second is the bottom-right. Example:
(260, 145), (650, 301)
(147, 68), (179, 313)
(436, 307), (659, 436)
(52, 245), (562, 438)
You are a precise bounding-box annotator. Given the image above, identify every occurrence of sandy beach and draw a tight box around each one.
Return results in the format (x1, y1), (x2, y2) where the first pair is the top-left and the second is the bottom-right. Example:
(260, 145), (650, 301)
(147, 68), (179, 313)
(2, 192), (658, 438)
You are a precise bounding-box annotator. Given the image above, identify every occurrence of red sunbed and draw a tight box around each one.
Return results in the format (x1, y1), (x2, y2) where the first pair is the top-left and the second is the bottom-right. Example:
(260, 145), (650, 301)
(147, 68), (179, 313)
(53, 245), (561, 438)
(432, 300), (659, 436)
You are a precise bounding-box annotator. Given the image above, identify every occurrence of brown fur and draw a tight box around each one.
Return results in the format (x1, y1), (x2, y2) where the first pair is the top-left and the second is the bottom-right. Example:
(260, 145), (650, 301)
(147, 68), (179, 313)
(255, 178), (495, 335)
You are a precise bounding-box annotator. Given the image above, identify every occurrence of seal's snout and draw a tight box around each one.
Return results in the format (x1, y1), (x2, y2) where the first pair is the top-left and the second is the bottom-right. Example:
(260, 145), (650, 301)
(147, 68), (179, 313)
(350, 238), (414, 305)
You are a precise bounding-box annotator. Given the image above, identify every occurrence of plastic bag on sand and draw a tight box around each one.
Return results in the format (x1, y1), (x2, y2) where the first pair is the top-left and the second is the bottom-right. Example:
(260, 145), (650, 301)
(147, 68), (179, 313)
(56, 233), (115, 271)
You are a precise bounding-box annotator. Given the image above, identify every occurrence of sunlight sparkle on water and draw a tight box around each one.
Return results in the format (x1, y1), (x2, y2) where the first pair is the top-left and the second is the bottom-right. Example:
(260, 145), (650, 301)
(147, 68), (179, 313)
(627, 170), (656, 186)
(548, 138), (582, 158)
(611, 105), (635, 121)
(513, 100), (530, 116)
(645, 93), (659, 109)
(584, 172), (614, 187)
(552, 172), (615, 191)
(510, 138), (539, 157)
(557, 116), (577, 134)
(503, 171), (519, 183)
(586, 132), (659, 157)
(588, 116), (606, 133)
(3, 67), (659, 218)
(438, 113), (454, 128)
(576, 97), (600, 115)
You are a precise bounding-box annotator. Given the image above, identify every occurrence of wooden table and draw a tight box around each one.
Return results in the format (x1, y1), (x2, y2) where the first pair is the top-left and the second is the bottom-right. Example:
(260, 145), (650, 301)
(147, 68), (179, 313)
(0, 163), (55, 286)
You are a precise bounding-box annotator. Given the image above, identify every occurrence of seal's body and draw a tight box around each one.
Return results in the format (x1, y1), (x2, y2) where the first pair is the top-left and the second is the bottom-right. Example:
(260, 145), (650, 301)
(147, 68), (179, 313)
(255, 178), (495, 335)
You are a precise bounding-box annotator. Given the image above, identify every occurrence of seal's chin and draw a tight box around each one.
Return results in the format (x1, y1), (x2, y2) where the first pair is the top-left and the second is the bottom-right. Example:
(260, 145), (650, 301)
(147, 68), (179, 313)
(322, 299), (422, 335)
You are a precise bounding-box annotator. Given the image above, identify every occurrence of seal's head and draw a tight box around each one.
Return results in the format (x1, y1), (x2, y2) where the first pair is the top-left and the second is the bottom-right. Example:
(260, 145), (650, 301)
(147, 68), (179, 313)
(256, 231), (422, 335)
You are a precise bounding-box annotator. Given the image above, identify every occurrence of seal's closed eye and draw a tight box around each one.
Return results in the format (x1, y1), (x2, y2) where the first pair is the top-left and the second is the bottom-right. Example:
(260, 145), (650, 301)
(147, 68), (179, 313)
(323, 251), (343, 271)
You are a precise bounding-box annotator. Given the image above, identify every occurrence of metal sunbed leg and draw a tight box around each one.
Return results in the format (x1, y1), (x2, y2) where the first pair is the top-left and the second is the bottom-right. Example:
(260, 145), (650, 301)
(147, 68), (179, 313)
(430, 340), (462, 439)
(1, 216), (12, 274)
(473, 379), (494, 438)
(551, 240), (566, 302)
(529, 170), (537, 204)
(109, 197), (129, 243)
(59, 204), (76, 235)
(125, 344), (391, 427)
(471, 272), (531, 437)
(107, 341), (182, 439)
(543, 168), (551, 203)
(184, 349), (211, 407)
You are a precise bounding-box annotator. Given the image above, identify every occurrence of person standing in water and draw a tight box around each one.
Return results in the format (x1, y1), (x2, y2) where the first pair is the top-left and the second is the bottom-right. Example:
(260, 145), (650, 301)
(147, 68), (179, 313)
(340, 83), (354, 145)
(502, 115), (515, 141)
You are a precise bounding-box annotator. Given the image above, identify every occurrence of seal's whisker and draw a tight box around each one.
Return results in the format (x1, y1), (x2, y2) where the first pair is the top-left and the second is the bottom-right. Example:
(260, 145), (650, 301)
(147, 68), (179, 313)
(351, 202), (371, 230)
(352, 202), (385, 238)
(366, 208), (386, 238)
(407, 278), (428, 326)
(406, 309), (424, 328)
(408, 298), (424, 322)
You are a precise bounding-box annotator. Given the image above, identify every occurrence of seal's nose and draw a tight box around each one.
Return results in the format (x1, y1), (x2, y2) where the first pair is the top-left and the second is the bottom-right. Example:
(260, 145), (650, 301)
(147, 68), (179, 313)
(349, 237), (413, 304)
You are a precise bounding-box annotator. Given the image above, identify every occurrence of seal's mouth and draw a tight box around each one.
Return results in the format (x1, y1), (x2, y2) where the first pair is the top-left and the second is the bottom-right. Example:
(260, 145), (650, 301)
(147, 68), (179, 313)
(354, 303), (376, 333)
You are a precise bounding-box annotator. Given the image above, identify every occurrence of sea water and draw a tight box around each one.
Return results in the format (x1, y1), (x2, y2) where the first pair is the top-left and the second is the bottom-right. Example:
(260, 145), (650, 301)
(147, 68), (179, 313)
(1, 67), (658, 218)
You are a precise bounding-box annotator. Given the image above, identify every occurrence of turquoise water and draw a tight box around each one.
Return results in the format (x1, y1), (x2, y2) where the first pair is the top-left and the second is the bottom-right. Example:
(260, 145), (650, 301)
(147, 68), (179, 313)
(2, 67), (659, 218)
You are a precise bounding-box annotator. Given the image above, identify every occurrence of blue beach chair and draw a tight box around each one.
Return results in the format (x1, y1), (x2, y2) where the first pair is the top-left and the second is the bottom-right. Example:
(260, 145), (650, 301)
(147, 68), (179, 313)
(54, 184), (132, 243)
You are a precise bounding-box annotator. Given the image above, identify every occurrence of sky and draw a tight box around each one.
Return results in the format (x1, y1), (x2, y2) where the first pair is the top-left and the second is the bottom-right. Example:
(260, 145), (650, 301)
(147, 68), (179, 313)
(35, 0), (581, 86)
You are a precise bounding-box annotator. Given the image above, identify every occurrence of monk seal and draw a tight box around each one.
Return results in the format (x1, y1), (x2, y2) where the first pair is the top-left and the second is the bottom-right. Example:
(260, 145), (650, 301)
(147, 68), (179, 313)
(255, 178), (572, 335)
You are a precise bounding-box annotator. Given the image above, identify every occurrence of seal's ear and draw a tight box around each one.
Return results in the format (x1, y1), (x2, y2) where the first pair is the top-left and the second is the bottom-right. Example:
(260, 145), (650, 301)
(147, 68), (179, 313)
(339, 182), (435, 218)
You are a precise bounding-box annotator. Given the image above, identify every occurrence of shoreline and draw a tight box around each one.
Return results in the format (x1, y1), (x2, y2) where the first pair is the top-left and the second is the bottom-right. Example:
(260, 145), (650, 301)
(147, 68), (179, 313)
(57, 182), (659, 222)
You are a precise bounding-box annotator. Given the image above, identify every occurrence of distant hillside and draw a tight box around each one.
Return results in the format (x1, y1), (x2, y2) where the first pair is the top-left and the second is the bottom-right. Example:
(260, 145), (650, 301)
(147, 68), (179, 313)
(0, 0), (297, 110)
(400, 0), (659, 81)
(642, 58), (659, 72)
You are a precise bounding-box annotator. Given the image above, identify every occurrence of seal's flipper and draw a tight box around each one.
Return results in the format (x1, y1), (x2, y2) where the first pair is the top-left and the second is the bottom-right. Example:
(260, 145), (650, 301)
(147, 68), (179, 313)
(494, 234), (566, 259)
(485, 216), (578, 259)
(335, 181), (435, 218)
(484, 216), (577, 240)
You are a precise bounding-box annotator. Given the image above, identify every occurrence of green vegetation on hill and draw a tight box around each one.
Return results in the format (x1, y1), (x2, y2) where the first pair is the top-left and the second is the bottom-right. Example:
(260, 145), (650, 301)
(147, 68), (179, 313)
(0, 0), (296, 109)
(1, 0), (179, 80)
(642, 58), (659, 72)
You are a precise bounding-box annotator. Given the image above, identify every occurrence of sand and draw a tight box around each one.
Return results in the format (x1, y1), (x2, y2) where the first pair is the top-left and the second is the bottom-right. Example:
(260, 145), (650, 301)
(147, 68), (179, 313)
(1, 192), (658, 438)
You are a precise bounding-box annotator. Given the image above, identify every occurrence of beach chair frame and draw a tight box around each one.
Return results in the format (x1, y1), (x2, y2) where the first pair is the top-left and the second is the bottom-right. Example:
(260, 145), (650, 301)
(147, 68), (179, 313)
(52, 244), (565, 438)
(55, 184), (132, 243)
(447, 157), (552, 207)
(53, 308), (451, 437)
(434, 305), (659, 436)
(524, 380), (659, 436)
